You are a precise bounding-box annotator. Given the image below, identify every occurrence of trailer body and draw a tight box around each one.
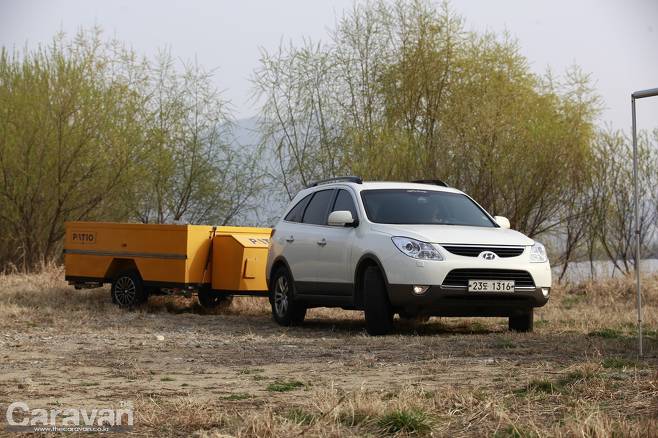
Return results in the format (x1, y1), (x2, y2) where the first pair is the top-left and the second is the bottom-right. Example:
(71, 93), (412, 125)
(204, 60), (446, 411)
(64, 221), (270, 295)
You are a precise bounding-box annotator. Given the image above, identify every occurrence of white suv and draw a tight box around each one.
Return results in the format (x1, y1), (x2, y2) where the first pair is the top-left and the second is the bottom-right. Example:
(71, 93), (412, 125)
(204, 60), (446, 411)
(266, 177), (551, 335)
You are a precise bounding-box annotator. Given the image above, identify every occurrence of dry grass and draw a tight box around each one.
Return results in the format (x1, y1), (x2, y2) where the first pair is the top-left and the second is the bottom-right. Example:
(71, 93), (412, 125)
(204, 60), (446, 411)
(0, 268), (657, 437)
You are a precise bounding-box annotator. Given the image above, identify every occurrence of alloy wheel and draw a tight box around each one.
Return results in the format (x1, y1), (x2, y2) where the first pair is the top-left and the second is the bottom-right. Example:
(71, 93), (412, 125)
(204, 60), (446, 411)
(274, 276), (289, 317)
(114, 276), (136, 306)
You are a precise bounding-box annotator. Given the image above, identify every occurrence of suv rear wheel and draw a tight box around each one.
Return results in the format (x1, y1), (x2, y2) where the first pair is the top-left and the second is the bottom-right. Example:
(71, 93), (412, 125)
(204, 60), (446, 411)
(270, 267), (306, 326)
(509, 310), (533, 332)
(363, 266), (394, 335)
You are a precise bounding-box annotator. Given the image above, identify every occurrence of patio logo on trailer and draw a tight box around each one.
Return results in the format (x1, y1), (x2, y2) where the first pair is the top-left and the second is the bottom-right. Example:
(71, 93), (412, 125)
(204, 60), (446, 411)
(4, 401), (133, 433)
(71, 230), (97, 245)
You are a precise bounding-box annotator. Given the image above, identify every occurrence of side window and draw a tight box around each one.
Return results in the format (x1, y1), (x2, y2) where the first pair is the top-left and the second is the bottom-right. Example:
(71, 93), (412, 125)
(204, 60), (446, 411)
(302, 190), (334, 225)
(331, 189), (358, 220)
(284, 194), (312, 223)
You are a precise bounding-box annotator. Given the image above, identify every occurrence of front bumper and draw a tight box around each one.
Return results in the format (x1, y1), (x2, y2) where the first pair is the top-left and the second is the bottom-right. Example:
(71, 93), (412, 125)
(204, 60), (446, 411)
(388, 284), (549, 317)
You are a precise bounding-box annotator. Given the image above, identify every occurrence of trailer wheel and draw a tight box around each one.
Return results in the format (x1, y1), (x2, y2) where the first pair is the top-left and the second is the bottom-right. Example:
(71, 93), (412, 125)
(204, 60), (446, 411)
(270, 266), (306, 326)
(198, 290), (233, 310)
(111, 270), (147, 308)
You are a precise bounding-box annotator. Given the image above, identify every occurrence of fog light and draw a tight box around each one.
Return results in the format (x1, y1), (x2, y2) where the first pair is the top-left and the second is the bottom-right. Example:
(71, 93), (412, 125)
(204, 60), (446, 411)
(413, 285), (430, 295)
(541, 288), (550, 298)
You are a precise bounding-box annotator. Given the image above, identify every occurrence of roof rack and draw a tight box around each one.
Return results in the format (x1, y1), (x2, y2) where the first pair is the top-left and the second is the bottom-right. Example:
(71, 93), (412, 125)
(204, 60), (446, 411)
(309, 176), (363, 187)
(411, 179), (449, 187)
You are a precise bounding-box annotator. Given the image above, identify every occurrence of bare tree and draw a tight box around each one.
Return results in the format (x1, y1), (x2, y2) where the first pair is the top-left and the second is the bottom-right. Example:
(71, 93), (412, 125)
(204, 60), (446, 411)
(133, 52), (263, 225)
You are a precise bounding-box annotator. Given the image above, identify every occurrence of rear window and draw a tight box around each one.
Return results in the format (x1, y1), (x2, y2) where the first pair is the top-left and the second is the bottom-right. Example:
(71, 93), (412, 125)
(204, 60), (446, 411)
(302, 189), (334, 225)
(284, 194), (312, 222)
(360, 189), (496, 227)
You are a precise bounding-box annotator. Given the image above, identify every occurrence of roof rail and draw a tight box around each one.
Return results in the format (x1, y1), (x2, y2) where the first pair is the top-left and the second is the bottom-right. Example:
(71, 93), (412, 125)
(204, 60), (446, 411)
(411, 179), (449, 187)
(309, 176), (363, 187)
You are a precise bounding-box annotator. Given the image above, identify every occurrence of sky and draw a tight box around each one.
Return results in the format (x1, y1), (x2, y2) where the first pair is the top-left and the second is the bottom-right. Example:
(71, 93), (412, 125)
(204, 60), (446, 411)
(1, 0), (657, 131)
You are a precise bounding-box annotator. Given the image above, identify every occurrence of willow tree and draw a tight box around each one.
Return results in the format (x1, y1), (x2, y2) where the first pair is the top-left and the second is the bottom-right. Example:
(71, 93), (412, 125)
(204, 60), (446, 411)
(0, 30), (264, 271)
(254, 0), (601, 241)
(131, 52), (263, 226)
(0, 30), (147, 270)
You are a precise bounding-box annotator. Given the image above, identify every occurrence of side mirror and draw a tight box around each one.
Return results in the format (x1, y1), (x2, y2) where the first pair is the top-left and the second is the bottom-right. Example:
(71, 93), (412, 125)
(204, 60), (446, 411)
(328, 210), (355, 227)
(494, 216), (511, 229)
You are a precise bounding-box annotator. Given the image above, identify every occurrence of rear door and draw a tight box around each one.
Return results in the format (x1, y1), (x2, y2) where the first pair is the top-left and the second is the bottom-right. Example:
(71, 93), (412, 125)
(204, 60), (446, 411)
(314, 189), (359, 295)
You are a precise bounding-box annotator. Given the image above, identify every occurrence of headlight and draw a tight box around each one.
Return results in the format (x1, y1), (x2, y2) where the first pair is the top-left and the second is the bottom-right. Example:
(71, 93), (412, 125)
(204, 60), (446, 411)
(529, 242), (548, 263)
(392, 237), (443, 261)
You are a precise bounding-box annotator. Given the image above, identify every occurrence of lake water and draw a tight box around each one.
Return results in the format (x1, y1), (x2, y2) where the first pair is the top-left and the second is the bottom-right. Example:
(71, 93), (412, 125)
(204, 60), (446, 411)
(552, 259), (658, 283)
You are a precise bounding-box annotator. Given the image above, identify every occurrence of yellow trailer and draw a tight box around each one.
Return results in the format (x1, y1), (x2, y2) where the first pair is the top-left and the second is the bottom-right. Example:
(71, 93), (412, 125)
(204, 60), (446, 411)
(64, 222), (271, 308)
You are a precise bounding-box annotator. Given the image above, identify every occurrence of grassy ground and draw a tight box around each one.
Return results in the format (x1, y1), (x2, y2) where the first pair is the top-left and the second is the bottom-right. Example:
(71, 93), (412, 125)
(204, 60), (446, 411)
(0, 268), (656, 437)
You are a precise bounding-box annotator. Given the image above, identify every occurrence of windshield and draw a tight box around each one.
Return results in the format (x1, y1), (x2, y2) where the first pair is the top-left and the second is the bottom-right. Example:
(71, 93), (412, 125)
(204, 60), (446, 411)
(360, 189), (496, 227)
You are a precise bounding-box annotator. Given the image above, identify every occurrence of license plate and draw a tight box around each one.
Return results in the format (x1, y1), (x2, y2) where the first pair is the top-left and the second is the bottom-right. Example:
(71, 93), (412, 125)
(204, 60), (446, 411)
(468, 280), (515, 292)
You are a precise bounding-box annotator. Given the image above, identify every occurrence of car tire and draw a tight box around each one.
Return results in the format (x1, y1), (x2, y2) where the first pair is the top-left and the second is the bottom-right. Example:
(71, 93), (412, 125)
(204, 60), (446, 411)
(509, 310), (533, 332)
(363, 266), (394, 335)
(198, 290), (233, 310)
(270, 267), (306, 326)
(111, 270), (148, 308)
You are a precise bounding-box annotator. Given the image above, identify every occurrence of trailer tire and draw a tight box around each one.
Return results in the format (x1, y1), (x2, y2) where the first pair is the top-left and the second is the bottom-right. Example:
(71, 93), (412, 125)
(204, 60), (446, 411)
(111, 270), (147, 308)
(198, 290), (233, 310)
(270, 266), (306, 326)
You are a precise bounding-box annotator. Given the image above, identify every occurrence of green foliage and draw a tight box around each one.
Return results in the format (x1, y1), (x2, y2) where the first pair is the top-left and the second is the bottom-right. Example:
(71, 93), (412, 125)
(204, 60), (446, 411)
(561, 294), (586, 310)
(254, 0), (602, 238)
(222, 393), (252, 401)
(588, 328), (623, 339)
(131, 53), (263, 225)
(338, 410), (369, 427)
(0, 30), (146, 269)
(284, 408), (316, 425)
(254, 0), (658, 270)
(266, 380), (305, 392)
(237, 368), (265, 375)
(602, 357), (636, 370)
(516, 369), (597, 396)
(494, 424), (539, 438)
(557, 369), (596, 386)
(377, 408), (432, 435)
(517, 379), (557, 395)
(0, 29), (263, 271)
(494, 337), (516, 349)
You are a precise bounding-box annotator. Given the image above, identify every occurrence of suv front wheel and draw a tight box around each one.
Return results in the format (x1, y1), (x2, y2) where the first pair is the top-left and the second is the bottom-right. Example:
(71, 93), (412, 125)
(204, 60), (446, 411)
(363, 266), (394, 335)
(270, 266), (307, 326)
(509, 310), (533, 332)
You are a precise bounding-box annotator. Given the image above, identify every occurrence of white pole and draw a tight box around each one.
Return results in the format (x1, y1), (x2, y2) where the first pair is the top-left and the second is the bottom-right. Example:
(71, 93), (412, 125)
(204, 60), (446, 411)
(631, 96), (642, 357)
(630, 87), (658, 358)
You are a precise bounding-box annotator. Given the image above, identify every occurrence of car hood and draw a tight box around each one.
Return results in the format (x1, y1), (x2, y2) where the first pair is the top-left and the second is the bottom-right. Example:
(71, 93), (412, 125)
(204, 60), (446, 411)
(371, 224), (534, 246)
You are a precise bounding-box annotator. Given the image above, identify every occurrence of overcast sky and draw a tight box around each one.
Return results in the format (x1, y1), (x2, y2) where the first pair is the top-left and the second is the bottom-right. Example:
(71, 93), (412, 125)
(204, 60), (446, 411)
(1, 0), (657, 131)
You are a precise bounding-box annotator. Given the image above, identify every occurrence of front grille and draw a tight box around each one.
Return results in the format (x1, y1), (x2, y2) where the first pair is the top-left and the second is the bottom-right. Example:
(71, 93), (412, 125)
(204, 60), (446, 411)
(442, 245), (524, 258)
(442, 269), (535, 288)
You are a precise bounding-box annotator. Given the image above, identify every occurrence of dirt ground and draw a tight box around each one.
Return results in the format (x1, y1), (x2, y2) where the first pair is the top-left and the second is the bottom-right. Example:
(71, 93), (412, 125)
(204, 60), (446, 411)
(0, 269), (657, 437)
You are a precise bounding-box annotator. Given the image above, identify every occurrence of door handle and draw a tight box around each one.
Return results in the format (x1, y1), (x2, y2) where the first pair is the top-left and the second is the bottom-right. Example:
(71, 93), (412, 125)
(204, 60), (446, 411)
(285, 236), (295, 243)
(317, 238), (327, 247)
